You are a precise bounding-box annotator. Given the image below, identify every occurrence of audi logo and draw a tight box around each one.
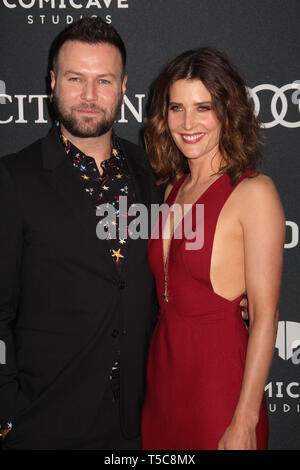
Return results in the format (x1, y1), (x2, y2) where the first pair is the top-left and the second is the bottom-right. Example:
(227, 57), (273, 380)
(247, 82), (300, 128)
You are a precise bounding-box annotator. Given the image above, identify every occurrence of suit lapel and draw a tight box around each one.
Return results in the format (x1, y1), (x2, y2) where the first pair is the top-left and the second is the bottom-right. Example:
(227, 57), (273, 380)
(117, 138), (152, 275)
(41, 128), (117, 275)
(118, 138), (151, 208)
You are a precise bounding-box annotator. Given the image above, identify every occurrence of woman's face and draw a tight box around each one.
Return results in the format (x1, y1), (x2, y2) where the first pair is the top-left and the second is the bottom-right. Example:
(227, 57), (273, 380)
(167, 79), (221, 162)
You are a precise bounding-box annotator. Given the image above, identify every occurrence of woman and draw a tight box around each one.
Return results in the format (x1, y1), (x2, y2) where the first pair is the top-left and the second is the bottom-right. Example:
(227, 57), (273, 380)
(141, 47), (285, 450)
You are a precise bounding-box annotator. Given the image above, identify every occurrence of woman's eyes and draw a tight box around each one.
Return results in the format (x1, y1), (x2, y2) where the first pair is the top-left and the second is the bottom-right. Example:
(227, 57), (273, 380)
(169, 104), (182, 111)
(169, 105), (212, 112)
(198, 105), (211, 111)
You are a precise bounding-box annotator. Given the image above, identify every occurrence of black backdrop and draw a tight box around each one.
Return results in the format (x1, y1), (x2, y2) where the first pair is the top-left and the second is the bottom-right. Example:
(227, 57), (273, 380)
(0, 0), (299, 450)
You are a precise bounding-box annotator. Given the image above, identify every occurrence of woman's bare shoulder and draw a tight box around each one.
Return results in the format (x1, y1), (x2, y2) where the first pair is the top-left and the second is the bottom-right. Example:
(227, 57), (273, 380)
(235, 173), (285, 223)
(235, 173), (280, 203)
(241, 172), (275, 188)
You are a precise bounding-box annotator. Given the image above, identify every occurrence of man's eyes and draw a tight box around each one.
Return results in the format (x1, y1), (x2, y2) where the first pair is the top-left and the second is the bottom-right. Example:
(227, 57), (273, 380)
(68, 78), (111, 85)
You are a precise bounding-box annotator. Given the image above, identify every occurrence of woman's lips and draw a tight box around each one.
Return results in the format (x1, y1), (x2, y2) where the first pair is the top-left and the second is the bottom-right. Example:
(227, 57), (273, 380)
(181, 133), (205, 144)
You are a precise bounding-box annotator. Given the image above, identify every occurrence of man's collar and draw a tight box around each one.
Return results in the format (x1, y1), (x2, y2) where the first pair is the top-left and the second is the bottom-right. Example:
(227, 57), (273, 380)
(42, 126), (69, 171)
(56, 121), (120, 162)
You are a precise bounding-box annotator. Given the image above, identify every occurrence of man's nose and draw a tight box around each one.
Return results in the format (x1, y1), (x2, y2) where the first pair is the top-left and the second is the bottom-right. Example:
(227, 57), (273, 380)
(81, 81), (97, 101)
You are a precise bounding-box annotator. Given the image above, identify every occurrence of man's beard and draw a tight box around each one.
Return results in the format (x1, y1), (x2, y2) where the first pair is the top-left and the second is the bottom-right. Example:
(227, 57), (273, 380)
(52, 90), (123, 138)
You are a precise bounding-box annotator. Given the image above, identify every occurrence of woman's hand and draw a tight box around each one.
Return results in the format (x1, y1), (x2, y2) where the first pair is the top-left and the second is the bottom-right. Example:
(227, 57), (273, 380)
(217, 419), (257, 450)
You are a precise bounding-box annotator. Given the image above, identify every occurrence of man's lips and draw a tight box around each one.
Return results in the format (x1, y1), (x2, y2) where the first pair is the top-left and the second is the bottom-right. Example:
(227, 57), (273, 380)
(75, 108), (101, 115)
(181, 133), (205, 144)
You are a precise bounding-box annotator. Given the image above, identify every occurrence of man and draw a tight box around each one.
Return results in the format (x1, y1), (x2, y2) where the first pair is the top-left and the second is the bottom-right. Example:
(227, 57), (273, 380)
(0, 17), (162, 450)
(0, 17), (248, 450)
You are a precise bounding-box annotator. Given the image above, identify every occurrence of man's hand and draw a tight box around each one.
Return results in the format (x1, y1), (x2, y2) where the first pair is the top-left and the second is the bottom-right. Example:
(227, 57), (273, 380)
(239, 294), (249, 321)
(1, 427), (11, 440)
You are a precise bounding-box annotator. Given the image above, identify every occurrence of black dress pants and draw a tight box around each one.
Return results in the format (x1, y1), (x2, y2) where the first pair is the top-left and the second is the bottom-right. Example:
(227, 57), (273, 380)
(1, 382), (141, 450)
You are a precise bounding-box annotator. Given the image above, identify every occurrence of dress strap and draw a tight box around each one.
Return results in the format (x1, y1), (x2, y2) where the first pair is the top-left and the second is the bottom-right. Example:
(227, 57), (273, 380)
(165, 174), (188, 205)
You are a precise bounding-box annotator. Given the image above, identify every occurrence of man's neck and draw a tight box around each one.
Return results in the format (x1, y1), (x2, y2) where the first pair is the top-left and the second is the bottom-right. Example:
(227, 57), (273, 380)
(60, 124), (113, 168)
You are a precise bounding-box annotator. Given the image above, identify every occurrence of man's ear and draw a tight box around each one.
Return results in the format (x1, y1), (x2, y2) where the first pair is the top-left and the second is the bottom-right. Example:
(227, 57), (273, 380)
(122, 75), (128, 104)
(50, 70), (55, 93)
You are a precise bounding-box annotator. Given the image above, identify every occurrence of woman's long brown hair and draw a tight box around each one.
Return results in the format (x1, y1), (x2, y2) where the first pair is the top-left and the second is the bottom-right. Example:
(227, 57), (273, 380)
(145, 47), (263, 185)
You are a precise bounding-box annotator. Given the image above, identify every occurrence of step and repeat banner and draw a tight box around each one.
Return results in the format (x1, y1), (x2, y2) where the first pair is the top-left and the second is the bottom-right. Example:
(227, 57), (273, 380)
(0, 0), (299, 450)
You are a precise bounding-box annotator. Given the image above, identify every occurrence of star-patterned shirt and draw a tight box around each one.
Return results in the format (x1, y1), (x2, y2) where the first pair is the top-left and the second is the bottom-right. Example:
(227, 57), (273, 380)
(59, 125), (136, 273)
(59, 124), (136, 403)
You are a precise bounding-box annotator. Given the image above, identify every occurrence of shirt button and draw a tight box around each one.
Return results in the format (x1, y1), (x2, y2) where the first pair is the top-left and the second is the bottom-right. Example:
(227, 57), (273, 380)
(111, 329), (119, 338)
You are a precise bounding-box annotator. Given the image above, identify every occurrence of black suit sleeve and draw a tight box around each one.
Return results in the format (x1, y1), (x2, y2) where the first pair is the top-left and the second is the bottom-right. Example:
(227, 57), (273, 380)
(0, 159), (30, 423)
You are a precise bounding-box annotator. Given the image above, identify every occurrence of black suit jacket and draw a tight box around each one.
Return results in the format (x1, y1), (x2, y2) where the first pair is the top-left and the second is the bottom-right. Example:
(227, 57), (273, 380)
(0, 128), (164, 449)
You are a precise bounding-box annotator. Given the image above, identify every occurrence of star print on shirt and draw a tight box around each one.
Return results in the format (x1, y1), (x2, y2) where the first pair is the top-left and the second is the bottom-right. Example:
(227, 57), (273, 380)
(57, 124), (136, 403)
(111, 248), (124, 264)
(58, 125), (135, 273)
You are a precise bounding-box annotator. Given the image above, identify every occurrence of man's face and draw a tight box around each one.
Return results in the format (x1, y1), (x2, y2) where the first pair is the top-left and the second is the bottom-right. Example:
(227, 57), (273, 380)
(50, 40), (127, 138)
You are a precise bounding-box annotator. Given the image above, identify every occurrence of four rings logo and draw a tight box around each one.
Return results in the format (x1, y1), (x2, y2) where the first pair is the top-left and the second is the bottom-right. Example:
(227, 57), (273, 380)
(248, 82), (300, 128)
(275, 321), (300, 365)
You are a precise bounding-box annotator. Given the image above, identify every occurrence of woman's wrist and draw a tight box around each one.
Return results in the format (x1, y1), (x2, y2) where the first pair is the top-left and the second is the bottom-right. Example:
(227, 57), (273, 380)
(231, 408), (259, 428)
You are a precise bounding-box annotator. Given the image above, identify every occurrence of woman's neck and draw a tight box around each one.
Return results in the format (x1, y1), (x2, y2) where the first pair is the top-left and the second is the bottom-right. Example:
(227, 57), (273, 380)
(186, 147), (223, 187)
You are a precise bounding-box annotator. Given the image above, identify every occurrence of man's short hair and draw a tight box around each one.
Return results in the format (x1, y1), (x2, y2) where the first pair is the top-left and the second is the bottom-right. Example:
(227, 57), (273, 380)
(50, 17), (126, 76)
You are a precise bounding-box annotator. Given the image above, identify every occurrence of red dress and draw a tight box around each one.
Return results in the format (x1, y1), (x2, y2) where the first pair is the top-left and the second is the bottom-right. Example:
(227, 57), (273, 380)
(141, 171), (269, 450)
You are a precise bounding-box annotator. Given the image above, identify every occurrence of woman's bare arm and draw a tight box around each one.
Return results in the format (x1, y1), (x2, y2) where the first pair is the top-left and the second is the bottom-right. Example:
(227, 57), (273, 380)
(218, 174), (285, 450)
